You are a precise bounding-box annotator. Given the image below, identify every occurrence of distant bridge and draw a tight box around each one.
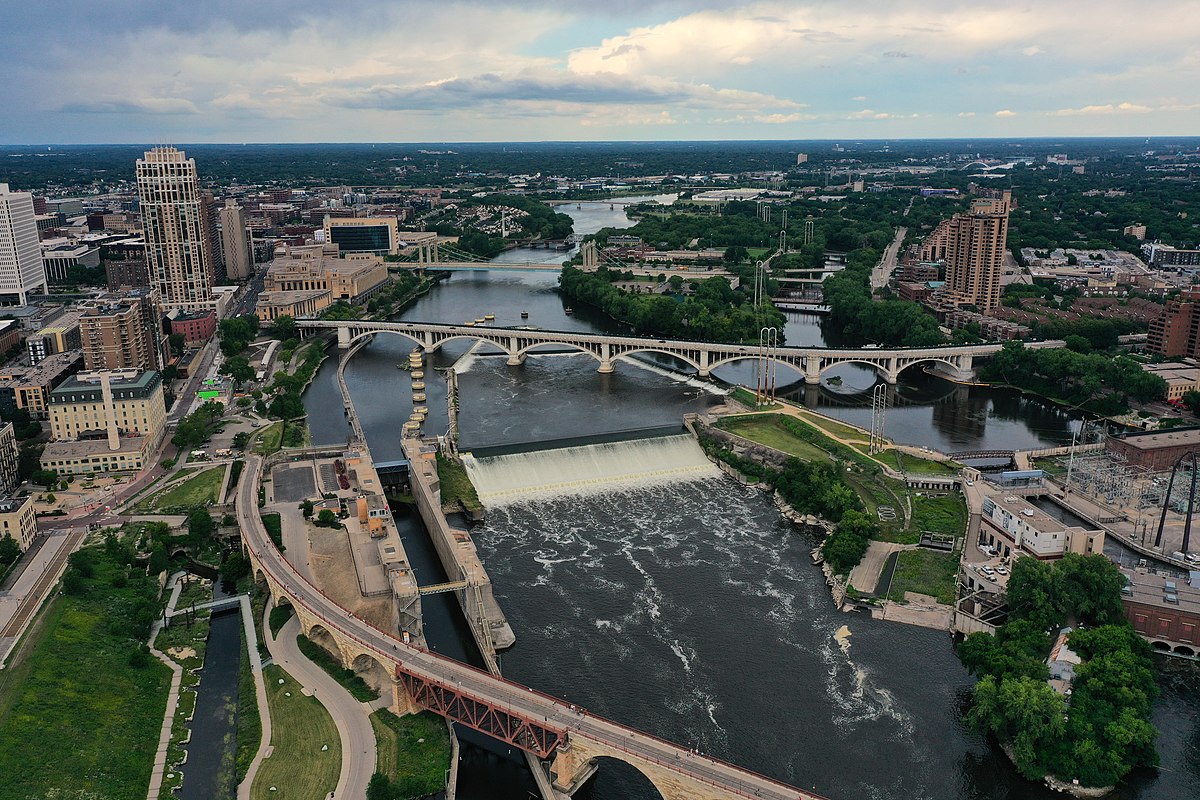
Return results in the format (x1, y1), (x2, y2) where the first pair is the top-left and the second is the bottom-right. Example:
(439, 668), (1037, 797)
(395, 240), (603, 273)
(298, 318), (1066, 385)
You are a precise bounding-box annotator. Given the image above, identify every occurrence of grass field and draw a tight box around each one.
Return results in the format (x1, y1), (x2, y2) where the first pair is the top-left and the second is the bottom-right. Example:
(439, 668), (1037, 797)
(251, 665), (341, 800)
(436, 454), (482, 512)
(295, 634), (379, 701)
(371, 710), (452, 797)
(885, 549), (960, 605)
(0, 580), (171, 799)
(729, 386), (782, 410)
(253, 422), (284, 455)
(794, 410), (869, 442)
(235, 622), (262, 783)
(884, 449), (962, 476)
(910, 493), (968, 537)
(261, 512), (283, 551)
(717, 414), (832, 463)
(135, 466), (226, 512)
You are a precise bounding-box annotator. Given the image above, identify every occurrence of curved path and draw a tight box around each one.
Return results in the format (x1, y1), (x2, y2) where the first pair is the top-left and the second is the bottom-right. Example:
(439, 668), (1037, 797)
(239, 453), (826, 800)
(250, 609), (376, 800)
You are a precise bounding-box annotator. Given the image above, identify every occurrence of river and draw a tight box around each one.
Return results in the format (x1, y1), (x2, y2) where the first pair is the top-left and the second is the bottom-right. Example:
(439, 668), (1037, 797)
(303, 197), (1199, 799)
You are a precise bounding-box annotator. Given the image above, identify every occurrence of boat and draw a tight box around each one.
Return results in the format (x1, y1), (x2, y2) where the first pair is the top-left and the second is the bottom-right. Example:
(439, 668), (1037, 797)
(412, 381), (426, 390)
(520, 310), (529, 319)
(484, 314), (495, 321)
(564, 307), (574, 315)
(412, 392), (426, 402)
(411, 370), (424, 379)
(413, 406), (429, 415)
(475, 317), (486, 324)
(465, 321), (475, 326)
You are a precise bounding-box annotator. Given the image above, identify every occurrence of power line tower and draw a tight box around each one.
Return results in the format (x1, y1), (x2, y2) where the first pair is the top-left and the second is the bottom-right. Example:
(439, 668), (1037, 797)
(757, 326), (779, 405)
(804, 216), (815, 246)
(869, 383), (889, 454)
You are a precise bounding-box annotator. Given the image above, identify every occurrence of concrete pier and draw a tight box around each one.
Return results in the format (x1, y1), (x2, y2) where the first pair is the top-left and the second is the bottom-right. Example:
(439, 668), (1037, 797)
(401, 437), (515, 654)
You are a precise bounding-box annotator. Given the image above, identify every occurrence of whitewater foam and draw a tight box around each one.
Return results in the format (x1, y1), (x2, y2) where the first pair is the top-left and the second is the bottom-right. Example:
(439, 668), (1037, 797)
(461, 433), (718, 504)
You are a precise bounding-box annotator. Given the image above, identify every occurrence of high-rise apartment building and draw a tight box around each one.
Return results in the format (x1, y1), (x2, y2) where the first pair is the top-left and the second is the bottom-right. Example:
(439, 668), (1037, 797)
(0, 183), (50, 304)
(1148, 288), (1200, 359)
(136, 147), (215, 310)
(922, 190), (1011, 314)
(79, 299), (158, 372)
(219, 199), (253, 280)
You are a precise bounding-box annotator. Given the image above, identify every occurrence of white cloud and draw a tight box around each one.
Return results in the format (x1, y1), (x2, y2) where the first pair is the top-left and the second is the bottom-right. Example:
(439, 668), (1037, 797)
(755, 112), (818, 123)
(1053, 101), (1153, 115)
(1022, 45), (1042, 56)
(957, 111), (976, 117)
(851, 95), (867, 101)
(995, 109), (1018, 117)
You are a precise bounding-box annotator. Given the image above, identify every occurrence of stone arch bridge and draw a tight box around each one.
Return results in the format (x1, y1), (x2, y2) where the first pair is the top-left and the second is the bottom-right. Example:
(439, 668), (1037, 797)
(237, 454), (827, 800)
(299, 319), (1056, 385)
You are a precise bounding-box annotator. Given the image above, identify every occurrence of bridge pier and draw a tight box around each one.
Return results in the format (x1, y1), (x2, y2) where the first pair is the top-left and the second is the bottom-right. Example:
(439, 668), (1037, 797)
(804, 358), (822, 385)
(597, 359), (615, 374)
(337, 326), (352, 350)
(506, 353), (526, 366)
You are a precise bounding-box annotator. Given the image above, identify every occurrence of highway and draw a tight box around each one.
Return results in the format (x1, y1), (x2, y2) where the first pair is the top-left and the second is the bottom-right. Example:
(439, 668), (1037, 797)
(238, 453), (824, 800)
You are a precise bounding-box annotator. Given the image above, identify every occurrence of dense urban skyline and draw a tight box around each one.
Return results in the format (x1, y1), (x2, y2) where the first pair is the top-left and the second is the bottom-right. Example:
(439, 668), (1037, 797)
(2, 0), (1198, 143)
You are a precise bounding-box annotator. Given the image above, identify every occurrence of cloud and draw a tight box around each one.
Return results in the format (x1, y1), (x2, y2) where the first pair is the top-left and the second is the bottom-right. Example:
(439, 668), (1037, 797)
(957, 111), (976, 117)
(846, 108), (892, 119)
(994, 109), (1018, 117)
(1053, 101), (1153, 115)
(755, 112), (818, 123)
(60, 97), (199, 115)
(1022, 45), (1042, 56)
(324, 70), (799, 113)
(882, 50), (911, 59)
(851, 95), (867, 101)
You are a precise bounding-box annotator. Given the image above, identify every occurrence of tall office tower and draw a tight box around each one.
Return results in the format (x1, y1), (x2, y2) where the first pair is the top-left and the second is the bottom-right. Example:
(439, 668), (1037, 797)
(1148, 288), (1200, 359)
(219, 199), (253, 280)
(931, 190), (1011, 315)
(0, 183), (49, 305)
(136, 147), (215, 310)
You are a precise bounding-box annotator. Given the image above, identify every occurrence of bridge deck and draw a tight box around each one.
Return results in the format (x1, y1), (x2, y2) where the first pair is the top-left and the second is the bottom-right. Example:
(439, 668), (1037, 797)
(238, 454), (825, 800)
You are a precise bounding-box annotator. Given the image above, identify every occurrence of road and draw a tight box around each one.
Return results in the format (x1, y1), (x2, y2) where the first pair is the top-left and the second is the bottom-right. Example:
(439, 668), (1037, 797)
(238, 454), (825, 800)
(870, 226), (907, 291)
(0, 526), (86, 667)
(263, 615), (376, 800)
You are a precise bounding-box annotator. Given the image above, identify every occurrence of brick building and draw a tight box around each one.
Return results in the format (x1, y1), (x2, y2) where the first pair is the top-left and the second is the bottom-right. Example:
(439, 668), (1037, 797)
(1106, 427), (1200, 470)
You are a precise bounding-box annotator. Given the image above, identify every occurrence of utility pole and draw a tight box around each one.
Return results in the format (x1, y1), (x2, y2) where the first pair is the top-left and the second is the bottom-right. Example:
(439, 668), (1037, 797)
(869, 383), (889, 454)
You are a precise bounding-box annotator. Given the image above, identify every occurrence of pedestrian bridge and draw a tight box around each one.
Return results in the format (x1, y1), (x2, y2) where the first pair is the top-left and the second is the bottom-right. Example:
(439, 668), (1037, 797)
(298, 319), (1060, 385)
(237, 454), (827, 800)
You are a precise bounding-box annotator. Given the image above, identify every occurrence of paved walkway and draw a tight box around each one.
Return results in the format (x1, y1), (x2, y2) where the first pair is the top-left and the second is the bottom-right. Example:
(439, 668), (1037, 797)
(253, 614), (376, 800)
(848, 540), (914, 594)
(145, 571), (189, 800)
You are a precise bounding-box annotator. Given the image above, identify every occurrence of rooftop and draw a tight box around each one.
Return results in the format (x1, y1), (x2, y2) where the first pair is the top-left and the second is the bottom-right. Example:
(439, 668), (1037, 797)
(50, 370), (160, 399)
(1121, 568), (1200, 614)
(1111, 427), (1200, 450)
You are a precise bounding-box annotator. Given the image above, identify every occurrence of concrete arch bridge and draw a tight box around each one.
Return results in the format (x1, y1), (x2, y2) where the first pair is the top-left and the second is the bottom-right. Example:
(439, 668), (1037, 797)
(298, 319), (1058, 385)
(237, 454), (826, 800)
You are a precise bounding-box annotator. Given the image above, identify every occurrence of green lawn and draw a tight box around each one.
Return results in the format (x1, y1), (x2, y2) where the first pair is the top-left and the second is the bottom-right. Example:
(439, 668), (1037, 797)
(436, 454), (482, 512)
(1032, 457), (1069, 478)
(883, 449), (962, 476)
(885, 548), (960, 605)
(253, 422), (284, 455)
(251, 665), (341, 800)
(717, 414), (832, 463)
(371, 710), (452, 798)
(794, 411), (869, 442)
(261, 512), (284, 551)
(135, 466), (226, 512)
(295, 634), (379, 702)
(910, 493), (968, 537)
(0, 580), (172, 799)
(729, 386), (782, 410)
(269, 604), (294, 637)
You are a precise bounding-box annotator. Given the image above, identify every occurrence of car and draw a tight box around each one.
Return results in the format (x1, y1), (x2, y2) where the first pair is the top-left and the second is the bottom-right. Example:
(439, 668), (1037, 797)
(1187, 554), (1200, 564)
(996, 566), (1009, 575)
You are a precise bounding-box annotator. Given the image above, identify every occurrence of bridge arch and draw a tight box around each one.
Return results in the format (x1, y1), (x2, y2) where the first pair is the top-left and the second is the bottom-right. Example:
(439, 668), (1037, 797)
(304, 622), (345, 666)
(350, 651), (393, 695)
(346, 328), (425, 353)
(609, 348), (702, 373)
(425, 334), (510, 356)
(705, 353), (806, 378)
(516, 341), (603, 364)
(815, 358), (894, 383)
(584, 756), (667, 799)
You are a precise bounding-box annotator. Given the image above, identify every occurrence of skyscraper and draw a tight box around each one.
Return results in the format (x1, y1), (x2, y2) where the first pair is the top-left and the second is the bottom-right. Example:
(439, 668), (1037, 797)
(136, 147), (215, 310)
(219, 199), (253, 281)
(923, 190), (1011, 315)
(0, 183), (49, 305)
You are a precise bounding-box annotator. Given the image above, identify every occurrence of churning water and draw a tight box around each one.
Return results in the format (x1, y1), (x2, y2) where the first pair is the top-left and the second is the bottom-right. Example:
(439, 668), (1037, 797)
(461, 434), (718, 504)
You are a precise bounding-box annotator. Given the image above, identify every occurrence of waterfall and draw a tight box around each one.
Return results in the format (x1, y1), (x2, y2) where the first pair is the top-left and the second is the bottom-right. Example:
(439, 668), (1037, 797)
(461, 434), (718, 504)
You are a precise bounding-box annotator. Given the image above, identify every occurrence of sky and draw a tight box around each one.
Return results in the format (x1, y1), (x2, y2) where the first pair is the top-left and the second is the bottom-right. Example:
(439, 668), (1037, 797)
(2, 0), (1198, 143)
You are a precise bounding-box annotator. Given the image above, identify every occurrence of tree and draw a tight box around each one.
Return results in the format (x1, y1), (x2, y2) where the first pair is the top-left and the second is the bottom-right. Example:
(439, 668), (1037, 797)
(0, 532), (20, 566)
(31, 468), (58, 488)
(187, 508), (215, 541)
(221, 550), (250, 581)
(168, 332), (187, 356)
(316, 509), (340, 528)
(723, 245), (749, 264)
(366, 773), (394, 800)
(221, 354), (256, 387)
(1182, 389), (1200, 416)
(301, 499), (314, 518)
(271, 315), (297, 340)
